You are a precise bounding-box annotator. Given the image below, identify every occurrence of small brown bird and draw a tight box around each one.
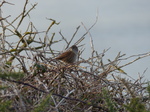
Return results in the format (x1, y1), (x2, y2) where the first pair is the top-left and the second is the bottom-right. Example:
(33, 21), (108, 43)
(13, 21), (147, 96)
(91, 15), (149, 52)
(55, 45), (78, 64)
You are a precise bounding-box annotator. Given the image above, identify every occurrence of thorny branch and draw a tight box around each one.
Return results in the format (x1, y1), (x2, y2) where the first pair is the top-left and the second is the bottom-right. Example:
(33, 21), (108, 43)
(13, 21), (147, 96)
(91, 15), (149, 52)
(1, 77), (107, 111)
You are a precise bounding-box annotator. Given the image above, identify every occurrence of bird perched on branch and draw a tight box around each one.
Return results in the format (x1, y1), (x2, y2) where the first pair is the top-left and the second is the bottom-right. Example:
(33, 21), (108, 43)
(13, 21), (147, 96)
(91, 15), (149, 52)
(55, 45), (78, 64)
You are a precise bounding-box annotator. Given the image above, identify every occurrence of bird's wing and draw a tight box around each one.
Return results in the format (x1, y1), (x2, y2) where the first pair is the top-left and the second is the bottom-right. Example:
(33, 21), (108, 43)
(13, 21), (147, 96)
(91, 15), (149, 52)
(55, 51), (70, 60)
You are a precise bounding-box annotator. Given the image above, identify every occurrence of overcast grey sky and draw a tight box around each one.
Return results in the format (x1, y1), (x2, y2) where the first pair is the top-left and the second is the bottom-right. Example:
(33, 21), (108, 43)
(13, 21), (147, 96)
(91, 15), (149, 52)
(2, 0), (150, 80)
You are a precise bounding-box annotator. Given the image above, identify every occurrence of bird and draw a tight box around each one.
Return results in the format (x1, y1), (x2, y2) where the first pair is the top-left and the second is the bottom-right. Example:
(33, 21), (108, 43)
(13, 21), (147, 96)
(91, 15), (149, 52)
(55, 45), (78, 64)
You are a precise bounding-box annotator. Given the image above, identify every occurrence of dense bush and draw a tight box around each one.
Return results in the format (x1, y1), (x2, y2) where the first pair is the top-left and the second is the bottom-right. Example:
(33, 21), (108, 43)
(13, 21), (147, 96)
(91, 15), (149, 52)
(0, 1), (150, 112)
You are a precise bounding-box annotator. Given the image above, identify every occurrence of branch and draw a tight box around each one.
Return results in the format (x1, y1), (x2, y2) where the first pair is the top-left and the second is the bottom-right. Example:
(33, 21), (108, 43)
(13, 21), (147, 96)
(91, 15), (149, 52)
(1, 77), (107, 111)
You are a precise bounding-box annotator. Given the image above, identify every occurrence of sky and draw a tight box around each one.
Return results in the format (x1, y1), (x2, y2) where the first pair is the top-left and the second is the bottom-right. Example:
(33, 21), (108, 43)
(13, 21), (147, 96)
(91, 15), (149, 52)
(1, 0), (150, 80)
